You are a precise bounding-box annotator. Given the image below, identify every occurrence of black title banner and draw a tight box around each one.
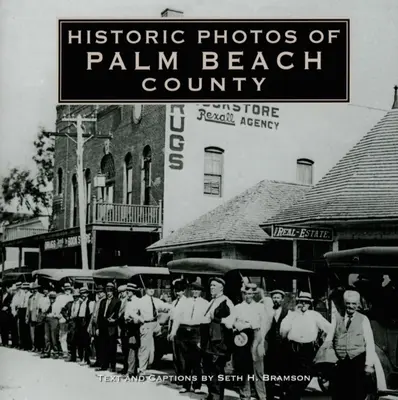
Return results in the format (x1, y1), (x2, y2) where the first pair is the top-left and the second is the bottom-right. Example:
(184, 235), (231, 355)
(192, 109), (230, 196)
(59, 19), (349, 103)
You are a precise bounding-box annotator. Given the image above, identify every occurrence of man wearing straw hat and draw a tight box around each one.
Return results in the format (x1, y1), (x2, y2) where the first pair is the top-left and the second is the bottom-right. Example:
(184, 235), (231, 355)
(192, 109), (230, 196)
(41, 291), (62, 358)
(229, 283), (267, 400)
(55, 283), (74, 358)
(96, 282), (121, 372)
(76, 286), (94, 365)
(280, 291), (332, 400)
(62, 288), (81, 362)
(124, 282), (144, 377)
(118, 284), (129, 374)
(25, 282), (42, 352)
(11, 282), (23, 347)
(17, 282), (32, 350)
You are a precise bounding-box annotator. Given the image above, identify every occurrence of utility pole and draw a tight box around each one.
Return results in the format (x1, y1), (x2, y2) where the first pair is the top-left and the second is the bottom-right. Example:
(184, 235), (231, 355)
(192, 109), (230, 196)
(47, 109), (112, 270)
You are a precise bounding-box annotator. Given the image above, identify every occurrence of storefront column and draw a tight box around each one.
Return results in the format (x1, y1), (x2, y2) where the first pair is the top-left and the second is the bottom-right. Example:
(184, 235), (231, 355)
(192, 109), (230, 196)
(332, 239), (339, 252)
(18, 247), (22, 271)
(1, 247), (5, 292)
(91, 230), (97, 270)
(292, 240), (298, 293)
(38, 243), (43, 269)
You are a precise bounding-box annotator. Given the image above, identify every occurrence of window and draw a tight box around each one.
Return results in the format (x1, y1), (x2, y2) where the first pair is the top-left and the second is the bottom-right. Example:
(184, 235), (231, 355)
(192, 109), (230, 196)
(141, 146), (152, 205)
(84, 169), (91, 222)
(296, 158), (314, 185)
(57, 168), (63, 194)
(71, 174), (78, 227)
(100, 153), (116, 203)
(204, 147), (224, 197)
(124, 153), (133, 204)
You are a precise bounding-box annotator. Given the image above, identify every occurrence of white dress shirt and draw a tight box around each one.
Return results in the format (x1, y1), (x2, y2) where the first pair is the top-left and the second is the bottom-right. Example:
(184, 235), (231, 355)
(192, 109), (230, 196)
(124, 296), (142, 323)
(38, 296), (50, 313)
(231, 301), (261, 330)
(78, 299), (94, 317)
(46, 300), (64, 318)
(173, 296), (209, 328)
(55, 293), (73, 310)
(11, 290), (24, 315)
(280, 309), (332, 343)
(138, 294), (171, 322)
(22, 291), (31, 308)
(329, 311), (377, 367)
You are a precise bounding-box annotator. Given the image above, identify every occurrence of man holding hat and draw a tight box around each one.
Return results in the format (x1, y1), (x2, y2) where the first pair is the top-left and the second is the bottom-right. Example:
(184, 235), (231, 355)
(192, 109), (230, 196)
(41, 291), (62, 358)
(55, 283), (74, 358)
(124, 282), (144, 377)
(88, 285), (106, 368)
(169, 280), (209, 393)
(25, 282), (42, 352)
(136, 278), (171, 374)
(96, 282), (121, 372)
(200, 277), (234, 400)
(280, 291), (332, 400)
(228, 283), (266, 400)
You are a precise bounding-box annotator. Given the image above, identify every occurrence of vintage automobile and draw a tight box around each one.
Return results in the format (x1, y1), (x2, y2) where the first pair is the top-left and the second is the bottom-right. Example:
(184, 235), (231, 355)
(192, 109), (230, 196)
(32, 268), (95, 293)
(1, 266), (34, 285)
(323, 246), (398, 399)
(92, 265), (172, 363)
(167, 257), (318, 392)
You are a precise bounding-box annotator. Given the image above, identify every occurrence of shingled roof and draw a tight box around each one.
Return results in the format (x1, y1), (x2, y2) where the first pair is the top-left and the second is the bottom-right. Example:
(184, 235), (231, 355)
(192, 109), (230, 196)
(262, 95), (398, 227)
(147, 180), (309, 251)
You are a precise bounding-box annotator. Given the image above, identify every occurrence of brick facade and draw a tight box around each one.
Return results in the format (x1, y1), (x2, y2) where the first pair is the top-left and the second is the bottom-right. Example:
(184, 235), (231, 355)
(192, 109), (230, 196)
(52, 105), (166, 230)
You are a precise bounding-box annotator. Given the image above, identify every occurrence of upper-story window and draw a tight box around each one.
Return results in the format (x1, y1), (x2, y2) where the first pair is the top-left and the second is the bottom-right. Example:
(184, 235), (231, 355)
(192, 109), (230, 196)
(84, 168), (91, 222)
(71, 174), (78, 227)
(204, 147), (224, 197)
(296, 158), (314, 186)
(141, 145), (152, 205)
(57, 168), (63, 194)
(100, 153), (116, 203)
(124, 152), (133, 204)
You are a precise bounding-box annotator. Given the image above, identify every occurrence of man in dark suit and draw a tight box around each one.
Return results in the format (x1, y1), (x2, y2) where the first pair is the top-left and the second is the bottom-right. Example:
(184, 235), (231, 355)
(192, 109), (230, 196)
(96, 283), (121, 372)
(265, 289), (289, 400)
(0, 284), (13, 346)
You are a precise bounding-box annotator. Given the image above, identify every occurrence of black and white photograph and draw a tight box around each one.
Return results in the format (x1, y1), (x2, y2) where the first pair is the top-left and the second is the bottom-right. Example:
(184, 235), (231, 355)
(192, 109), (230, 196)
(1, 1), (398, 400)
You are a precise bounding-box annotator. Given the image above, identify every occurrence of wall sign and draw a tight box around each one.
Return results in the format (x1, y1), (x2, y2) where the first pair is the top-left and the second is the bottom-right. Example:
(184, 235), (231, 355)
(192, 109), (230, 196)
(196, 104), (280, 130)
(272, 225), (333, 241)
(44, 233), (92, 251)
(168, 104), (186, 170)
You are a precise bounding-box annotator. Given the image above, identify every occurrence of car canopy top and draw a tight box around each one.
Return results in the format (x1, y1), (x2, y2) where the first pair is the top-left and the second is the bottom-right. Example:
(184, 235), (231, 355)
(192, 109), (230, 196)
(324, 247), (398, 270)
(167, 258), (313, 276)
(32, 269), (94, 281)
(92, 266), (170, 280)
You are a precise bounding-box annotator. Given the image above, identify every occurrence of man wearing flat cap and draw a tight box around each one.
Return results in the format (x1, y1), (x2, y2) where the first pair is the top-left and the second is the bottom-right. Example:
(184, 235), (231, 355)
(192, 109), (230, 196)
(62, 289), (81, 362)
(124, 283), (144, 377)
(25, 282), (42, 352)
(88, 285), (106, 368)
(136, 278), (171, 374)
(118, 284), (129, 374)
(227, 283), (266, 400)
(169, 280), (209, 393)
(96, 282), (121, 372)
(200, 277), (234, 400)
(41, 291), (62, 358)
(280, 292), (332, 400)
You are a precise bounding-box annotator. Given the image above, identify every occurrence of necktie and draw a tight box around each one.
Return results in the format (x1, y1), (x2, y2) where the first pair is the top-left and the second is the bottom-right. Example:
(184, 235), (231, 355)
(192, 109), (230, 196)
(346, 315), (353, 330)
(104, 300), (110, 316)
(191, 299), (196, 320)
(48, 304), (53, 314)
(204, 299), (216, 316)
(151, 296), (157, 319)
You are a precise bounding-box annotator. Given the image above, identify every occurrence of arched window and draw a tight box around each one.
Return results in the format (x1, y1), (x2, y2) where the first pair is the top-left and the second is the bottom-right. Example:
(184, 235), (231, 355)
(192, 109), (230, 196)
(57, 168), (63, 194)
(71, 174), (78, 227)
(124, 153), (133, 204)
(141, 145), (152, 205)
(100, 153), (116, 203)
(84, 168), (91, 222)
(204, 147), (224, 197)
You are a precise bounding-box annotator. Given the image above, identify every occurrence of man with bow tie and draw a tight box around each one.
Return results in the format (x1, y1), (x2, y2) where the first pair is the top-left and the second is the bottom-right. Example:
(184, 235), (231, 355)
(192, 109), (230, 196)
(124, 283), (144, 377)
(280, 291), (332, 400)
(137, 279), (171, 374)
(330, 290), (377, 400)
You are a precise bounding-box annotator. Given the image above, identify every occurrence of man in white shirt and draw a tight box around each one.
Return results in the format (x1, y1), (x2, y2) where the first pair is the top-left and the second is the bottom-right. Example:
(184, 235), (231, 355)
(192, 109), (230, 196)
(36, 287), (49, 353)
(25, 282), (42, 352)
(168, 279), (186, 379)
(124, 283), (143, 377)
(55, 283), (73, 358)
(229, 283), (266, 400)
(280, 291), (332, 400)
(41, 291), (63, 358)
(169, 281), (208, 393)
(18, 282), (32, 350)
(64, 289), (81, 362)
(137, 279), (171, 374)
(331, 290), (377, 400)
(76, 286), (94, 365)
(118, 285), (129, 374)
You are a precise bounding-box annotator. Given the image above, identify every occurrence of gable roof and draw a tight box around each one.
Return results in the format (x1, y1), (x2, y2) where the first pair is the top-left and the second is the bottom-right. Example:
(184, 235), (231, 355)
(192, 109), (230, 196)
(147, 180), (309, 251)
(262, 107), (398, 227)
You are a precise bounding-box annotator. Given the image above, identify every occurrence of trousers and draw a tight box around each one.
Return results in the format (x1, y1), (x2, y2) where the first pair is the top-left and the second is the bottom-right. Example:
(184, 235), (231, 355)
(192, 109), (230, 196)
(138, 322), (157, 372)
(44, 317), (61, 355)
(202, 352), (228, 400)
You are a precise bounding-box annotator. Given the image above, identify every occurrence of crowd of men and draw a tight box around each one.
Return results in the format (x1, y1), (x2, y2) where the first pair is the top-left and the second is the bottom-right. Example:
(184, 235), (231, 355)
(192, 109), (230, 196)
(0, 277), (378, 400)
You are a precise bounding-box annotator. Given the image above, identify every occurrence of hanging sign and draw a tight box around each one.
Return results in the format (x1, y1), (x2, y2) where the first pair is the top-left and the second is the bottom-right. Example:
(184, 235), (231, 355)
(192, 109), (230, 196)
(44, 233), (92, 250)
(272, 225), (333, 241)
